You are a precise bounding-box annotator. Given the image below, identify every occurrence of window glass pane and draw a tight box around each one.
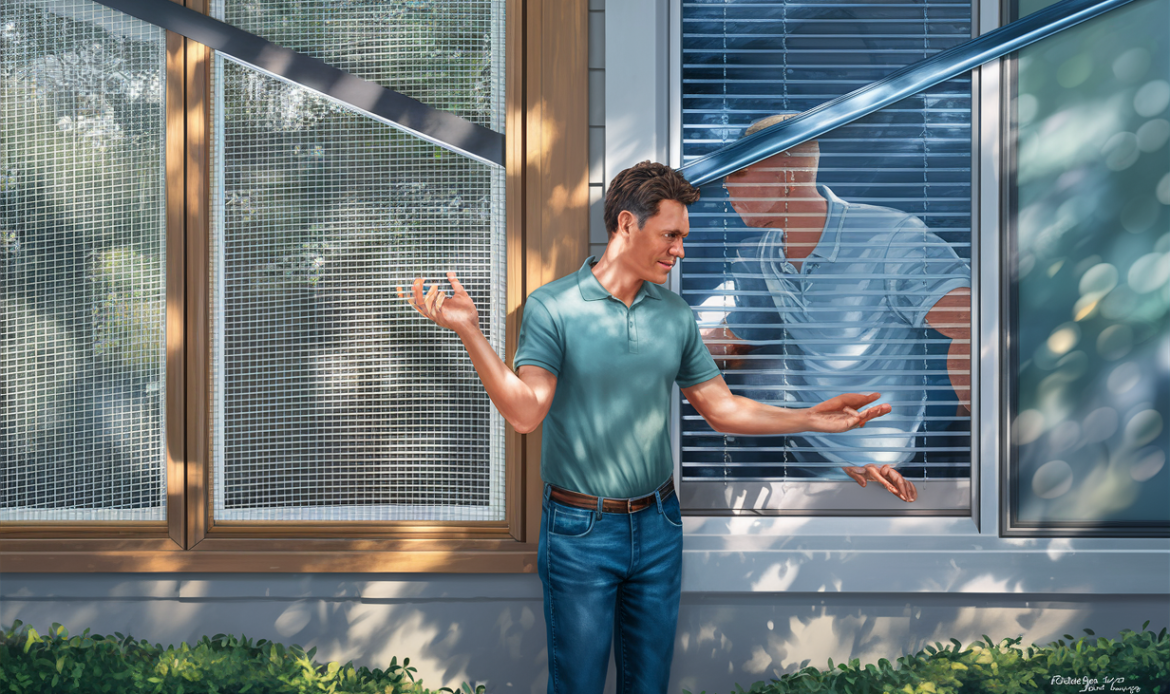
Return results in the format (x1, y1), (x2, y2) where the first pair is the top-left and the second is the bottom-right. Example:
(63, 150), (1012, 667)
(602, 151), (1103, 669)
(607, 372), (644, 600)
(0, 0), (168, 522)
(209, 0), (506, 522)
(1008, 0), (1170, 531)
(679, 0), (973, 513)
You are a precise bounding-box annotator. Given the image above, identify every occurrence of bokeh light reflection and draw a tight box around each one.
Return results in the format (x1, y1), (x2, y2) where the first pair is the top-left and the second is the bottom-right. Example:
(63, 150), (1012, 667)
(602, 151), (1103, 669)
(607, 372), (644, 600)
(1013, 0), (1169, 527)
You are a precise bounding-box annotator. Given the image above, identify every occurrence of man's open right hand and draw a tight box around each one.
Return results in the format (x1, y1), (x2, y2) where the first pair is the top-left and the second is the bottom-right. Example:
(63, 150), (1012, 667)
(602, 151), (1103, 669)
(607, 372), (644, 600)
(397, 272), (480, 337)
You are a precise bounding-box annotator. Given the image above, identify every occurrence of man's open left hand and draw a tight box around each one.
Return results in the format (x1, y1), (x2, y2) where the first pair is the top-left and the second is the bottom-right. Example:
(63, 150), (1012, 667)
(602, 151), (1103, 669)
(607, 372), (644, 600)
(805, 392), (891, 433)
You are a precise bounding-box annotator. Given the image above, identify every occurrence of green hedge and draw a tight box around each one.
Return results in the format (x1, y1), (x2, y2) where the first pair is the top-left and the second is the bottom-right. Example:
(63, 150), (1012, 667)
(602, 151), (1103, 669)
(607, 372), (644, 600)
(3, 621), (1166, 694)
(0, 621), (485, 694)
(691, 623), (1169, 694)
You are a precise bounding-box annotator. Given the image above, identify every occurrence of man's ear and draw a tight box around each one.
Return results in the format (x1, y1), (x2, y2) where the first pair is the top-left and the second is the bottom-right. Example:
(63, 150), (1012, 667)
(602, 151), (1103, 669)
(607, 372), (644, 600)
(617, 210), (638, 236)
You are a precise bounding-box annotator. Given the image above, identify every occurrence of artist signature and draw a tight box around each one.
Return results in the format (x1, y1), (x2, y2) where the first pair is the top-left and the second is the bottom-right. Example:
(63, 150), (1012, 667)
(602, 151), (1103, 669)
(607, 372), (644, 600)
(1051, 675), (1142, 693)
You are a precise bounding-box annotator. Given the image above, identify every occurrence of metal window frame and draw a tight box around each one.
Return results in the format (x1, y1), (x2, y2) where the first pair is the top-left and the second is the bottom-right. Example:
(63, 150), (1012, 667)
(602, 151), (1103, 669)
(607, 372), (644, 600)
(669, 0), (980, 519)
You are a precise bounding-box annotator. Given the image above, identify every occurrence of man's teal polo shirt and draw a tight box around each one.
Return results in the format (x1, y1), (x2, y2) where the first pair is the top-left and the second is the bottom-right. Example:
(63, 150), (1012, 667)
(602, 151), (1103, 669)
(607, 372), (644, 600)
(513, 257), (721, 498)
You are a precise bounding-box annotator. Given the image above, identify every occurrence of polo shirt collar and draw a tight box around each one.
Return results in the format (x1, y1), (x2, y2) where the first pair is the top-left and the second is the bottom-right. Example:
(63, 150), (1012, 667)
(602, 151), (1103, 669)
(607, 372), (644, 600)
(577, 256), (664, 303)
(808, 184), (846, 264)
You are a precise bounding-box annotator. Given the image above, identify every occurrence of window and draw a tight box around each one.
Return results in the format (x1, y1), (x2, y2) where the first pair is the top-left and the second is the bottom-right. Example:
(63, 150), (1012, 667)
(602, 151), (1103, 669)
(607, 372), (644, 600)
(678, 0), (974, 513)
(1, 0), (170, 523)
(1004, 0), (1170, 536)
(1, 0), (589, 572)
(207, 0), (507, 523)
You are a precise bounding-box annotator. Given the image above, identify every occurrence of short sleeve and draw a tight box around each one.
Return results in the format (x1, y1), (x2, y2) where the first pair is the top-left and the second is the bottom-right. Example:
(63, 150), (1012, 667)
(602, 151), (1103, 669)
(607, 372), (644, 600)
(884, 219), (971, 328)
(513, 297), (563, 376)
(676, 307), (721, 388)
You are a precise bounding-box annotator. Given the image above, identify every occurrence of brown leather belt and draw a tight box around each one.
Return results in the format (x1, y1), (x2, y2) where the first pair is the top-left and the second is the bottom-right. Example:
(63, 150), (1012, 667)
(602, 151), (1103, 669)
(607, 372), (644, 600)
(548, 478), (674, 514)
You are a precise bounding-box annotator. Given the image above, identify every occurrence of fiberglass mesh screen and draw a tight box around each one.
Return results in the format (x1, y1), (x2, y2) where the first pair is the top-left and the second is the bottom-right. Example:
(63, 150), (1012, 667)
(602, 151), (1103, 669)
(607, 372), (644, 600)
(209, 0), (506, 521)
(0, 0), (167, 521)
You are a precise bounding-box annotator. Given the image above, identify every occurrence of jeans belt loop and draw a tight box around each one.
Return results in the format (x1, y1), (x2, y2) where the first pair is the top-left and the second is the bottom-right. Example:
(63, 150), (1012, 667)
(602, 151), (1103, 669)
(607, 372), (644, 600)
(654, 487), (664, 515)
(595, 495), (603, 520)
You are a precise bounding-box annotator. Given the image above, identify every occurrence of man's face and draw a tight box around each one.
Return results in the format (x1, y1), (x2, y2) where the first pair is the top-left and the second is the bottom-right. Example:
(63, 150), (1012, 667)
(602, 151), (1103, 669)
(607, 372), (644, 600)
(724, 143), (819, 227)
(622, 199), (690, 284)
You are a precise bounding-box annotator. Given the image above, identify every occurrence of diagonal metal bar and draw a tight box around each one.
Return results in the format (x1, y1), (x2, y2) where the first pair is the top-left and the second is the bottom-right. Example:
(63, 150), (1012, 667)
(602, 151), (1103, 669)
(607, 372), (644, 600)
(678, 0), (1140, 186)
(83, 0), (505, 167)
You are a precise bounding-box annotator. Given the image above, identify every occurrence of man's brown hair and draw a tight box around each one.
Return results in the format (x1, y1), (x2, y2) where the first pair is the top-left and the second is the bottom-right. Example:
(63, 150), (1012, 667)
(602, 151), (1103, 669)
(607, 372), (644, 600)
(604, 161), (700, 237)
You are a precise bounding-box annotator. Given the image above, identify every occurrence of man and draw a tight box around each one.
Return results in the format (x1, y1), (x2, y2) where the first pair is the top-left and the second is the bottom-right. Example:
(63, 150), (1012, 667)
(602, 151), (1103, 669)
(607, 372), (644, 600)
(707, 113), (971, 496)
(401, 161), (891, 694)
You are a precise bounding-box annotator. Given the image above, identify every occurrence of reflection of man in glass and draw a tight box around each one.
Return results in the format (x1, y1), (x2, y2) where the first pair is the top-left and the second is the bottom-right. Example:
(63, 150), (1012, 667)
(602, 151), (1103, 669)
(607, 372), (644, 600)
(706, 113), (972, 497)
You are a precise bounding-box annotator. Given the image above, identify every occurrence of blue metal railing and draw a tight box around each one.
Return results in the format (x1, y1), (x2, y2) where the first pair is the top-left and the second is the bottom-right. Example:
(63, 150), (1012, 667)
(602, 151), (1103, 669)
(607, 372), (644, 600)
(679, 0), (1141, 186)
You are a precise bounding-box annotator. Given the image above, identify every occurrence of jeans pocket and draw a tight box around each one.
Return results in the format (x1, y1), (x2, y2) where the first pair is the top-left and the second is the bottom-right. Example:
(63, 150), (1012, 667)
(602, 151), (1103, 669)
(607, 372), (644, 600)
(548, 504), (596, 537)
(661, 495), (684, 528)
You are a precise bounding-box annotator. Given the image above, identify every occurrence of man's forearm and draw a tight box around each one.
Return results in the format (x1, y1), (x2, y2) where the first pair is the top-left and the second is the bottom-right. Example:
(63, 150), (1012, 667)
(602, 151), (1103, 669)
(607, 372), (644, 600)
(706, 394), (813, 436)
(456, 326), (546, 434)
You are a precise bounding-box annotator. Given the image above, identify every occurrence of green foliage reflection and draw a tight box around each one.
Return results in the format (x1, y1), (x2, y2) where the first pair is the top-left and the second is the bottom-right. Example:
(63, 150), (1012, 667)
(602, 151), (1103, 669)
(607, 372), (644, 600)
(1013, 0), (1170, 526)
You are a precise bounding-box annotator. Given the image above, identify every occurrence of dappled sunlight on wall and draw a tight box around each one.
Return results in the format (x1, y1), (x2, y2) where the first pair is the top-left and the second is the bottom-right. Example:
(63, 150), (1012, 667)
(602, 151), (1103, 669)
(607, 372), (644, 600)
(0, 576), (550, 692)
(672, 593), (1165, 692)
(2, 576), (1167, 693)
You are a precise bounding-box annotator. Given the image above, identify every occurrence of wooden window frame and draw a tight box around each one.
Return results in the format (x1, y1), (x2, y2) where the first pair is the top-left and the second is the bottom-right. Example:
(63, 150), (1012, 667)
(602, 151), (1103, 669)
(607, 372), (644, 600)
(0, 0), (589, 573)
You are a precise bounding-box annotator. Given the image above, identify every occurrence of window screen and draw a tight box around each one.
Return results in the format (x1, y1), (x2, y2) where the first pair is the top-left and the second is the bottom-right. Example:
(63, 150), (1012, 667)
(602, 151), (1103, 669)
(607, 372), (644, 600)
(1, 0), (168, 522)
(209, 0), (506, 522)
(679, 0), (973, 512)
(1007, 0), (1169, 534)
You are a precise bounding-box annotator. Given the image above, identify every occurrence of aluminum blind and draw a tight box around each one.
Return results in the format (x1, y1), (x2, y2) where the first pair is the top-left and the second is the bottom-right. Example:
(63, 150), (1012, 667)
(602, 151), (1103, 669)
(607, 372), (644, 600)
(680, 0), (973, 484)
(209, 0), (506, 522)
(1, 0), (168, 521)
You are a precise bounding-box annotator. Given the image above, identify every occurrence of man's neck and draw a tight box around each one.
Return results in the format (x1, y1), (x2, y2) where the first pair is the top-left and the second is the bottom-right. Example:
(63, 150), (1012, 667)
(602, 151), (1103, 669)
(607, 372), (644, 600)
(763, 190), (828, 272)
(590, 254), (643, 307)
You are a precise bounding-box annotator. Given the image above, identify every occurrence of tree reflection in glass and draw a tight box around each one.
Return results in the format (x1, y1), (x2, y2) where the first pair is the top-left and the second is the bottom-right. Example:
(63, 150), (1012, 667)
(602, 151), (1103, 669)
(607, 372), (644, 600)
(1012, 0), (1170, 528)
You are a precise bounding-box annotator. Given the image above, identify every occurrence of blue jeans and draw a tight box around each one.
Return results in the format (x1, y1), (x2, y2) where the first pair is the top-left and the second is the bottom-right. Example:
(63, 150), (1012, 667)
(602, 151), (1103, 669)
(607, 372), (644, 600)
(538, 482), (684, 694)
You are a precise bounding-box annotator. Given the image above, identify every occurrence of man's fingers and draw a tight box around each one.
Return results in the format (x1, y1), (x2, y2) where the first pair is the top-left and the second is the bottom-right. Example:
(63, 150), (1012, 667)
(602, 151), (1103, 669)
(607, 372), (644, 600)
(424, 283), (441, 313)
(880, 465), (916, 503)
(886, 467), (917, 502)
(865, 464), (900, 496)
(849, 464), (917, 502)
(843, 466), (868, 487)
(858, 403), (891, 427)
(883, 466), (908, 502)
(447, 271), (468, 296)
(412, 277), (426, 310)
(434, 293), (446, 315)
(398, 284), (428, 318)
(836, 392), (881, 408)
